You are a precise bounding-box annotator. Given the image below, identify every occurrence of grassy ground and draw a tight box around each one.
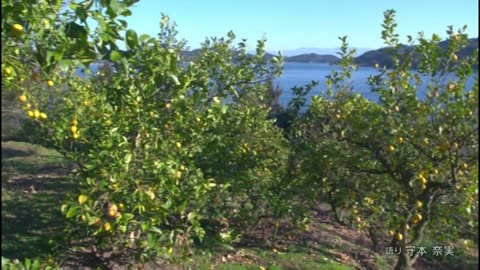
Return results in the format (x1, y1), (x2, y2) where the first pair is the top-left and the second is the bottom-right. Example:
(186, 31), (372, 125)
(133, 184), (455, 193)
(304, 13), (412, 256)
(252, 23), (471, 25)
(1, 141), (74, 261)
(1, 140), (478, 269)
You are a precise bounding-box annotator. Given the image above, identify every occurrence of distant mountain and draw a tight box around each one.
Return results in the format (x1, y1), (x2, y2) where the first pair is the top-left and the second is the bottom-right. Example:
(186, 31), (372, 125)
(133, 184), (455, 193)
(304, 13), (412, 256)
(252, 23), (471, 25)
(182, 49), (275, 62)
(281, 47), (373, 57)
(181, 49), (202, 62)
(354, 38), (478, 69)
(181, 50), (338, 64)
(285, 53), (340, 64)
(180, 38), (478, 68)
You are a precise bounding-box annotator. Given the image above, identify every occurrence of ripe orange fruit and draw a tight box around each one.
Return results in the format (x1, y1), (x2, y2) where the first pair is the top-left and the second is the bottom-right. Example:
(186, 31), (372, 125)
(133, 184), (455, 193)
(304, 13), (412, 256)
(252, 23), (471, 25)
(419, 176), (427, 185)
(18, 94), (27, 103)
(103, 222), (112, 232)
(47, 80), (54, 87)
(78, 195), (88, 204)
(387, 145), (395, 153)
(39, 112), (47, 119)
(11, 24), (24, 37)
(447, 83), (456, 91)
(4, 67), (13, 76)
(42, 19), (50, 28)
(109, 204), (118, 213)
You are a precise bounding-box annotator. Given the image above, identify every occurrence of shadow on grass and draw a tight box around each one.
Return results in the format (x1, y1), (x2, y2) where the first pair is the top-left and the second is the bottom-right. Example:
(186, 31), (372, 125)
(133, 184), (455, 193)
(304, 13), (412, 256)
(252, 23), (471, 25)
(1, 190), (68, 260)
(1, 141), (75, 261)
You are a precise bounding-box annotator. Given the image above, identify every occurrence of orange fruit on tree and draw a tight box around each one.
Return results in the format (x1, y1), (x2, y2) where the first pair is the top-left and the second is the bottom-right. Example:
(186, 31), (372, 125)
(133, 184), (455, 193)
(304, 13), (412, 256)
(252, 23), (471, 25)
(18, 94), (27, 103)
(11, 24), (24, 37)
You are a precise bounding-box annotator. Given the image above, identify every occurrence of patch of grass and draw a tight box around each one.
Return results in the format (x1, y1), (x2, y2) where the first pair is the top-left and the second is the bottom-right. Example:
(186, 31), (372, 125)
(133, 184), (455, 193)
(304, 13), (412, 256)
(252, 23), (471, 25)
(175, 246), (356, 270)
(216, 264), (259, 270)
(1, 141), (73, 261)
(271, 252), (354, 270)
(2, 141), (62, 157)
(409, 236), (479, 270)
(2, 155), (66, 173)
(372, 253), (393, 270)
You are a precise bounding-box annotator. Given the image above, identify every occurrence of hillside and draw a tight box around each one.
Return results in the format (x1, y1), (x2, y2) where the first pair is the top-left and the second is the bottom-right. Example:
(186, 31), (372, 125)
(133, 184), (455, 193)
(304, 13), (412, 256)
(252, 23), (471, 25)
(180, 50), (340, 64)
(285, 53), (340, 64)
(181, 38), (478, 67)
(354, 38), (479, 68)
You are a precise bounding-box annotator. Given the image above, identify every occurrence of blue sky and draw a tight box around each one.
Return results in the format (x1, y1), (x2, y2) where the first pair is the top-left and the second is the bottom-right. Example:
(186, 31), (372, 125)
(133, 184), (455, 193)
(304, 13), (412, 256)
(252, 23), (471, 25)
(123, 0), (478, 52)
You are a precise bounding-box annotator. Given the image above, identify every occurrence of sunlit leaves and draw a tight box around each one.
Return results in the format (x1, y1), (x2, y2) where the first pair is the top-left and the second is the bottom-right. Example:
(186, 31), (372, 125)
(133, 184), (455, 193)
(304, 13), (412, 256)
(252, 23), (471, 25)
(290, 9), (478, 269)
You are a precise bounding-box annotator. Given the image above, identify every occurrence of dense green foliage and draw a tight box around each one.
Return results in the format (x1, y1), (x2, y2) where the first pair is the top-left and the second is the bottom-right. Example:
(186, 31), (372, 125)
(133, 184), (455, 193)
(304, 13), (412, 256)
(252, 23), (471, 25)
(2, 1), (478, 270)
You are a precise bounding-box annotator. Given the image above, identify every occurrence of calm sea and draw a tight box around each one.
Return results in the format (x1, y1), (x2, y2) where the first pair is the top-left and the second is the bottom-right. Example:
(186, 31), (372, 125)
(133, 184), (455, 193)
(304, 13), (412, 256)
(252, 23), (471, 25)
(275, 63), (476, 107)
(80, 62), (475, 107)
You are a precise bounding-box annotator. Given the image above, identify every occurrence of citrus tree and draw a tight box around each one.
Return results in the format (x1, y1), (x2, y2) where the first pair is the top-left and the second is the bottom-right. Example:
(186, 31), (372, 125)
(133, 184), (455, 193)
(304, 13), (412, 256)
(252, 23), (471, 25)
(294, 10), (478, 270)
(2, 0), (294, 266)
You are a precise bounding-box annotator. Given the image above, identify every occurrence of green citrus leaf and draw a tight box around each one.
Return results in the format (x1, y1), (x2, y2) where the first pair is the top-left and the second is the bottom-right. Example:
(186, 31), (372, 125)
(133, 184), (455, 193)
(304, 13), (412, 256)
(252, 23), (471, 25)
(110, 50), (121, 62)
(126, 29), (138, 49)
(66, 207), (77, 218)
(124, 153), (132, 164)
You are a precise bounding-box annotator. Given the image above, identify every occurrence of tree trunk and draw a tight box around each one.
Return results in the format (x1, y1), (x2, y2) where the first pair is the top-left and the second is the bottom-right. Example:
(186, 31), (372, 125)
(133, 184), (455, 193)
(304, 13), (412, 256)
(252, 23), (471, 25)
(367, 227), (380, 252)
(394, 249), (414, 270)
